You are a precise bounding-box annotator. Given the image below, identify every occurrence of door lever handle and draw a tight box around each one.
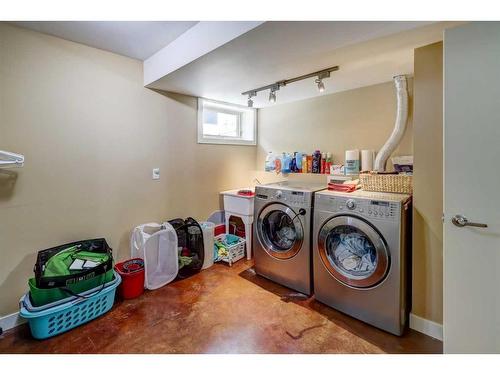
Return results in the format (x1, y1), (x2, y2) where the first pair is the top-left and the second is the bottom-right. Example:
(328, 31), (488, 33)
(452, 214), (488, 228)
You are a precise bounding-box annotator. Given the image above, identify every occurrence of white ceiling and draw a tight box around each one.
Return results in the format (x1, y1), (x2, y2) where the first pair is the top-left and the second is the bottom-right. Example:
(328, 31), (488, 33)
(147, 21), (461, 107)
(11, 21), (198, 60)
(12, 21), (462, 107)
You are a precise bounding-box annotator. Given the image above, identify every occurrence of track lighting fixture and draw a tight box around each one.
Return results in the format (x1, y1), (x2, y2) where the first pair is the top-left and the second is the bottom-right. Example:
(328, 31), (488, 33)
(242, 65), (338, 106)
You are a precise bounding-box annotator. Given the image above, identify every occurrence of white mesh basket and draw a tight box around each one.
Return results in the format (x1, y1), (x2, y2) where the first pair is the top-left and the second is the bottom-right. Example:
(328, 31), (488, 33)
(130, 222), (178, 290)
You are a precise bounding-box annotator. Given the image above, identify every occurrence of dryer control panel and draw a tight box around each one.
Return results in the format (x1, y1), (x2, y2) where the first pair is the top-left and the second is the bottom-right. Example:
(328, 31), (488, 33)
(315, 194), (401, 220)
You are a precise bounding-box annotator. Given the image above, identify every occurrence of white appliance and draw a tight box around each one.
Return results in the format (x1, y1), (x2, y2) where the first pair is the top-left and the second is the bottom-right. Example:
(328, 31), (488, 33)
(253, 181), (326, 295)
(313, 189), (411, 335)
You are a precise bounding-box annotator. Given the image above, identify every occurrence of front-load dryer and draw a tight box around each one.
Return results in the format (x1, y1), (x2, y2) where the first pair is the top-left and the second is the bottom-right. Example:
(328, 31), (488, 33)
(253, 181), (326, 295)
(313, 189), (412, 335)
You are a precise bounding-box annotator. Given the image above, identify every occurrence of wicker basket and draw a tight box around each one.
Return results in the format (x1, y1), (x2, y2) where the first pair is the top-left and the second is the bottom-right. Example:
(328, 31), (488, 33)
(360, 173), (413, 194)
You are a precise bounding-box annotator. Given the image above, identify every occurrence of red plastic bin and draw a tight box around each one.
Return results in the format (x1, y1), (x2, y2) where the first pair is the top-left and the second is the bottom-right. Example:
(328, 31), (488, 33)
(114, 258), (145, 299)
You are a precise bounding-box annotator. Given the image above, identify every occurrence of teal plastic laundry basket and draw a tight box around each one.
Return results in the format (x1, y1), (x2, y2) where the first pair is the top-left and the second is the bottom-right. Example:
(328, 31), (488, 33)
(20, 271), (121, 339)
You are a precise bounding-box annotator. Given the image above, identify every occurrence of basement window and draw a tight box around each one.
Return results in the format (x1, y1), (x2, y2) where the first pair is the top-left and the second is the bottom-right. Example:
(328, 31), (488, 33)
(197, 98), (256, 145)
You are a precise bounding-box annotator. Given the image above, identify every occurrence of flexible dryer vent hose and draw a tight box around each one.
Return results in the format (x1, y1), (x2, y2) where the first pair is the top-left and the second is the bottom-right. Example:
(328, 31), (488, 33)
(373, 75), (409, 172)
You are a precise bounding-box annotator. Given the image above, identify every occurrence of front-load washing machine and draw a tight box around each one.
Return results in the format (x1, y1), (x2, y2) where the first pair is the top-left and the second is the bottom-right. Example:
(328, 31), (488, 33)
(253, 181), (326, 295)
(313, 189), (412, 335)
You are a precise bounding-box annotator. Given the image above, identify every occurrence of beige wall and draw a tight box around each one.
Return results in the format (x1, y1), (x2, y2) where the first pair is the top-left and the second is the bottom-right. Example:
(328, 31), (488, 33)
(0, 23), (256, 316)
(412, 42), (443, 324)
(255, 80), (413, 182)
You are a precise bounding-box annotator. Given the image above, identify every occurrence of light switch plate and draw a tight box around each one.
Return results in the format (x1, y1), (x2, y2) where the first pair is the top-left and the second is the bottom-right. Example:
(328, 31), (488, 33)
(152, 168), (160, 180)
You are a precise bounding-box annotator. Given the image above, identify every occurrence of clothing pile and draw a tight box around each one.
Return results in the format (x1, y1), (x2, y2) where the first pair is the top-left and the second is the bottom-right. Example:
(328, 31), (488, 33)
(327, 178), (361, 193)
(328, 232), (377, 274)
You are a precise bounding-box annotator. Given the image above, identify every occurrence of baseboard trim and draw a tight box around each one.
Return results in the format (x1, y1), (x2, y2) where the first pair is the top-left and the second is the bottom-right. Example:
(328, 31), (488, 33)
(2, 310), (443, 340)
(410, 313), (443, 341)
(0, 312), (26, 333)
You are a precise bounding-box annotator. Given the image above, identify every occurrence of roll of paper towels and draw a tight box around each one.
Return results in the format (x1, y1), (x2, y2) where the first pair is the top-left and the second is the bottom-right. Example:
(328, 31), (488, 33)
(361, 150), (375, 172)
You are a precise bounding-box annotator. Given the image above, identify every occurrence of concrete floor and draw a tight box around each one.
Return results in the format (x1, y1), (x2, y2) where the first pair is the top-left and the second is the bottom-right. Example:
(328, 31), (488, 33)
(0, 260), (442, 353)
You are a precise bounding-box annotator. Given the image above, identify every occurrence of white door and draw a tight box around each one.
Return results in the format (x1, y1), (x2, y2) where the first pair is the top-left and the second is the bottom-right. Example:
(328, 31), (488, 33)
(444, 22), (500, 353)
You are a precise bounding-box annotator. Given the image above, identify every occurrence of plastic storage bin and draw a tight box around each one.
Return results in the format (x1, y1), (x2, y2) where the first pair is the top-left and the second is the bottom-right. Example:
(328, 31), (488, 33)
(20, 271), (121, 339)
(114, 258), (145, 299)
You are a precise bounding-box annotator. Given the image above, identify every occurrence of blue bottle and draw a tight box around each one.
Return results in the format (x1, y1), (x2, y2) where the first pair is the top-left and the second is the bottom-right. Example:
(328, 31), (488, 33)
(281, 153), (291, 174)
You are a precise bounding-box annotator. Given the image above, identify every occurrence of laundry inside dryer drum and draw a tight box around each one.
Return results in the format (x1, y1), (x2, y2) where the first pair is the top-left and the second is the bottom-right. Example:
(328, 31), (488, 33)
(325, 225), (378, 278)
(262, 211), (297, 251)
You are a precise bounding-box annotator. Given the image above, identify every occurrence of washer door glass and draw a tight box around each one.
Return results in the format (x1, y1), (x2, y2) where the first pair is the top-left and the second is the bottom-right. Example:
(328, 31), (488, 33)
(257, 203), (304, 259)
(318, 216), (389, 288)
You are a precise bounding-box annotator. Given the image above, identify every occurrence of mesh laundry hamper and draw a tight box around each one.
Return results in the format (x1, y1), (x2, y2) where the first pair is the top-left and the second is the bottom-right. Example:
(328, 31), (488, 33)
(200, 222), (215, 269)
(168, 218), (204, 279)
(130, 223), (178, 290)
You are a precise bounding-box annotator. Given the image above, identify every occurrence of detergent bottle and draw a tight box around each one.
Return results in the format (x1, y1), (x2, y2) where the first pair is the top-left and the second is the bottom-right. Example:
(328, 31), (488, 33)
(290, 152), (298, 173)
(312, 150), (322, 173)
(274, 155), (282, 174)
(265, 151), (275, 172)
(325, 152), (333, 174)
(321, 152), (327, 174)
(295, 152), (303, 172)
(302, 154), (308, 173)
(281, 153), (291, 174)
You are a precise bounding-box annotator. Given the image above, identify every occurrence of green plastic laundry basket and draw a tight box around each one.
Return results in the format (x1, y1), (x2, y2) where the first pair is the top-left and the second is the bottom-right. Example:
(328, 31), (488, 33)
(29, 269), (114, 307)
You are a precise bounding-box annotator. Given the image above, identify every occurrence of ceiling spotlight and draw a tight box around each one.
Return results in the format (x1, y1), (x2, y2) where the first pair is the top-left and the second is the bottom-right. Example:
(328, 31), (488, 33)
(269, 90), (276, 103)
(316, 78), (325, 93)
(269, 85), (279, 103)
(247, 91), (256, 108)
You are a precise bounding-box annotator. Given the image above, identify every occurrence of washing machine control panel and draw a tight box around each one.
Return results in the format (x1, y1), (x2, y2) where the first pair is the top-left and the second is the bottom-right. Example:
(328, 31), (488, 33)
(280, 190), (308, 205)
(255, 187), (311, 207)
(317, 195), (400, 220)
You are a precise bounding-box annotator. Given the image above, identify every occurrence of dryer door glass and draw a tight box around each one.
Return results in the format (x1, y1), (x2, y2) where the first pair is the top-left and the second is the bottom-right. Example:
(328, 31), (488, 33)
(318, 216), (389, 288)
(257, 203), (304, 259)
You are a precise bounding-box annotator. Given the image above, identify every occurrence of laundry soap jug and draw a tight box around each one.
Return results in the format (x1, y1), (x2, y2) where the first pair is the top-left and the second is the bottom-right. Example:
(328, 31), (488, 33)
(345, 149), (360, 175)
(281, 153), (291, 174)
(265, 151), (276, 172)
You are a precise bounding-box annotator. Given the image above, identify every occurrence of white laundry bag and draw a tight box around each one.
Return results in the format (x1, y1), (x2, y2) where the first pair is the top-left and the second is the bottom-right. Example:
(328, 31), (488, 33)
(200, 221), (215, 269)
(130, 222), (178, 290)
